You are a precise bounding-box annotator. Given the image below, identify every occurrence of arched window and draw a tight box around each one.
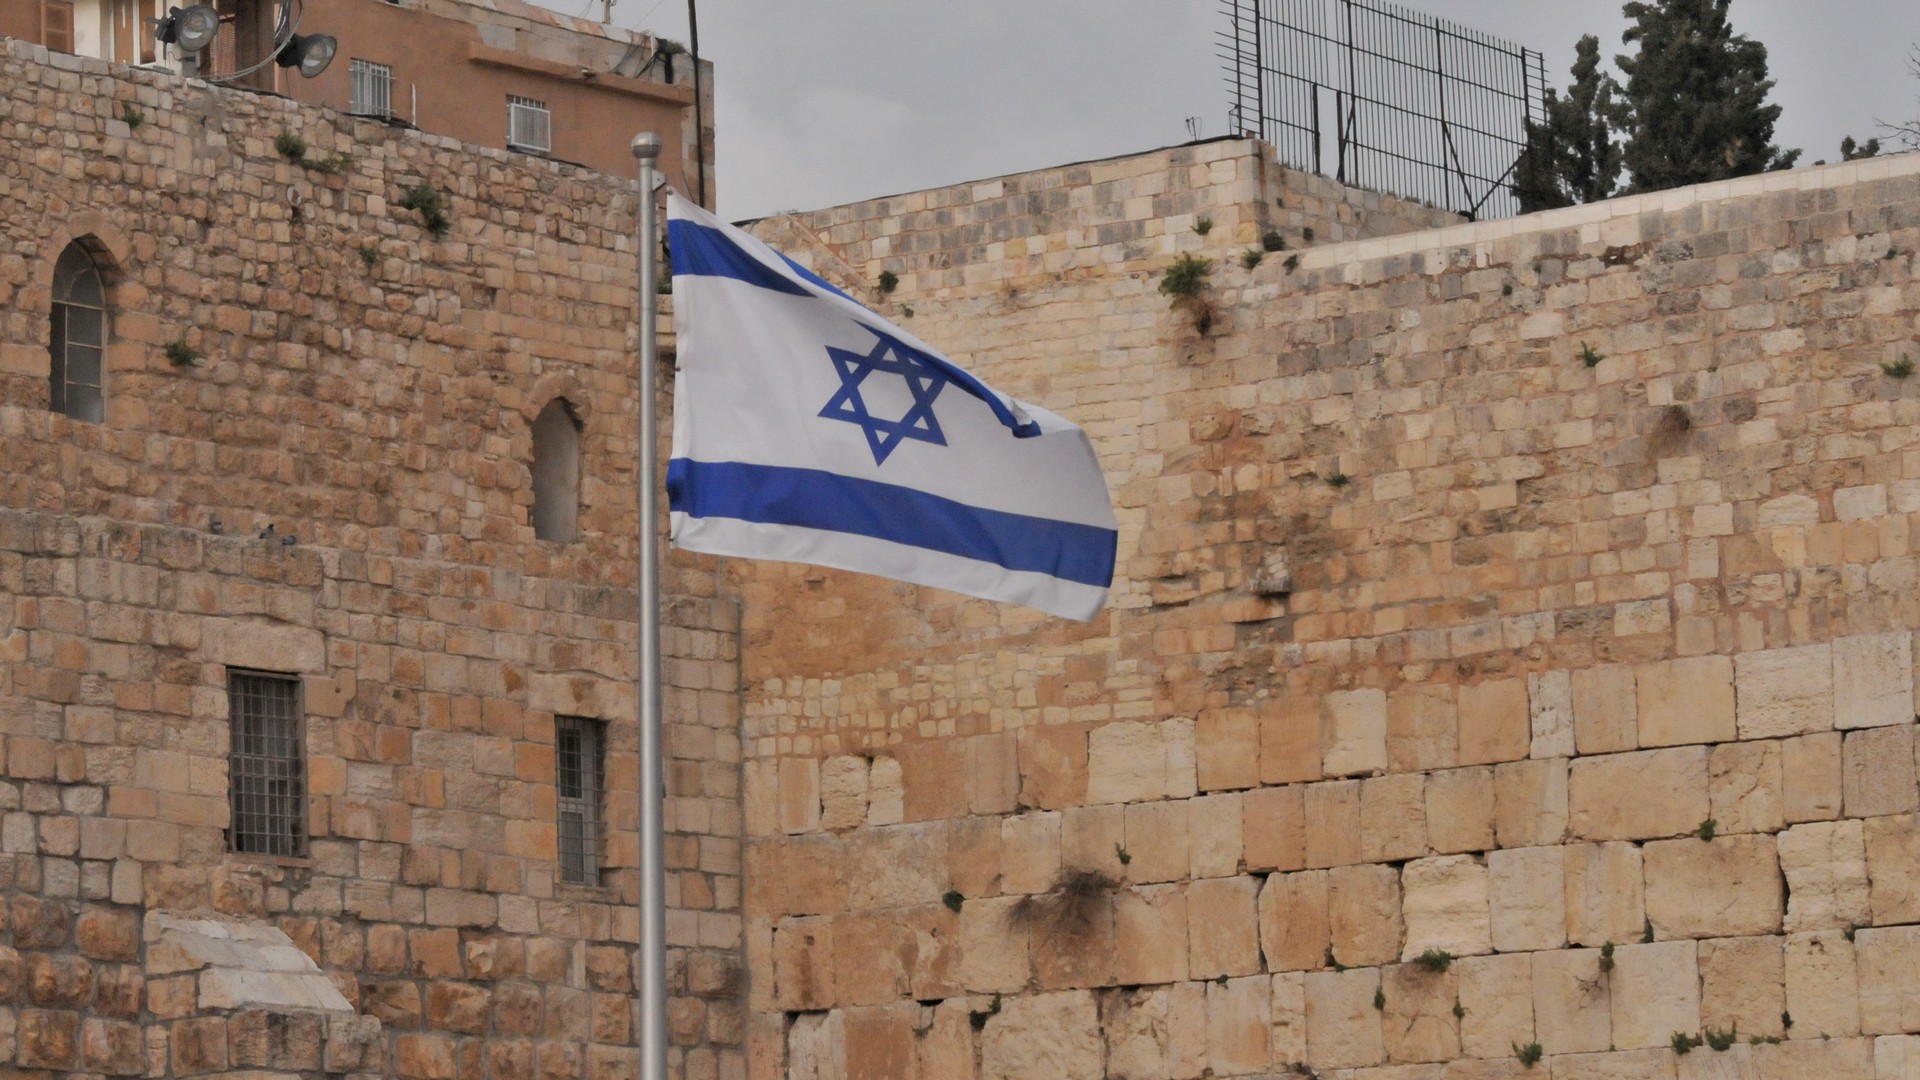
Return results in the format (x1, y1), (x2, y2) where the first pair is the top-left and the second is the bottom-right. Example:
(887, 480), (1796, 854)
(50, 242), (105, 423)
(531, 398), (582, 541)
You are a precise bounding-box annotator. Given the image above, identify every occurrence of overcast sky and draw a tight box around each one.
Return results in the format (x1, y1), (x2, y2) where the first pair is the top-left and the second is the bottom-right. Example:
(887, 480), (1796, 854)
(561, 0), (1916, 220)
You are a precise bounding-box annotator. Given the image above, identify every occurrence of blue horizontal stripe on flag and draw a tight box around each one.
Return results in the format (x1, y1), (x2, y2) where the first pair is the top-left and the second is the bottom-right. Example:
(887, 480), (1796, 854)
(668, 219), (811, 296)
(668, 458), (1117, 588)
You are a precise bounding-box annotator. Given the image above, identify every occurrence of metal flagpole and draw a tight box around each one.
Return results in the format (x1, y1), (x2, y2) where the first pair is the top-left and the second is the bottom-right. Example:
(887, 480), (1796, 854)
(630, 131), (669, 1080)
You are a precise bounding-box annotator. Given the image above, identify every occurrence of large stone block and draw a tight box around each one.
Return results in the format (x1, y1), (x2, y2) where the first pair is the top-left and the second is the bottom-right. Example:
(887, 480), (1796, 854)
(1400, 855), (1489, 961)
(980, 990), (1102, 1080)
(1089, 717), (1197, 804)
(1857, 925), (1920, 1036)
(1426, 766), (1494, 855)
(1017, 724), (1088, 811)
(1779, 820), (1870, 933)
(1206, 975), (1272, 1075)
(1273, 971), (1306, 1066)
(1189, 793), (1243, 879)
(1699, 935), (1785, 1038)
(1198, 708), (1260, 792)
(1359, 772), (1427, 862)
(771, 917), (833, 1011)
(1456, 952), (1533, 1060)
(1001, 812), (1062, 896)
(959, 897), (1031, 993)
(1532, 948), (1611, 1055)
(1458, 679), (1529, 766)
(1709, 740), (1784, 835)
(1304, 968), (1385, 1069)
(1101, 983), (1206, 1080)
(1572, 664), (1638, 754)
(1493, 758), (1568, 848)
(1834, 632), (1913, 729)
(898, 739), (970, 822)
(1844, 726), (1919, 818)
(846, 823), (949, 910)
(1530, 669), (1575, 759)
(1329, 863), (1403, 968)
(1382, 963), (1460, 1064)
(1569, 747), (1708, 841)
(1260, 696), (1323, 785)
(1388, 683), (1457, 773)
(1241, 784), (1306, 872)
(1640, 655), (1737, 746)
(1488, 846), (1565, 953)
(779, 757), (821, 835)
(1608, 941), (1700, 1049)
(1189, 875), (1261, 980)
(1866, 813), (1920, 926)
(818, 756), (869, 831)
(1123, 800), (1190, 885)
(1259, 869), (1330, 973)
(1644, 835), (1783, 939)
(1324, 689), (1388, 778)
(1783, 731), (1844, 824)
(1785, 929), (1860, 1038)
(1305, 779), (1362, 869)
(1736, 644), (1834, 739)
(1112, 884), (1188, 986)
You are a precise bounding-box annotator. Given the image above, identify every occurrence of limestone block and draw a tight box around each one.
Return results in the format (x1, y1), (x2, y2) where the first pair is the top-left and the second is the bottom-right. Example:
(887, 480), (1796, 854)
(1858, 926), (1920, 1035)
(1779, 820), (1871, 932)
(1532, 948), (1611, 1055)
(779, 757), (821, 834)
(1639, 655), (1737, 746)
(787, 1011), (843, 1080)
(1554, 1049), (1676, 1079)
(1031, 886), (1113, 991)
(1388, 683), (1457, 773)
(1456, 953), (1533, 1059)
(1259, 870), (1330, 973)
(1877, 1035), (1920, 1080)
(1530, 669), (1575, 759)
(1699, 935), (1785, 1037)
(1001, 812), (1062, 896)
(1572, 664), (1638, 754)
(980, 990), (1102, 1080)
(818, 756), (869, 831)
(1306, 780), (1363, 869)
(1061, 804), (1126, 879)
(1273, 971), (1307, 1065)
(913, 1000), (975, 1079)
(1785, 929), (1860, 1037)
(1304, 968), (1385, 1069)
(1190, 793), (1244, 879)
(831, 912), (911, 1006)
(1382, 963), (1460, 1064)
(745, 760), (781, 838)
(1242, 785), (1306, 872)
(969, 733), (1020, 815)
(771, 917), (833, 1010)
(1400, 855), (1489, 961)
(1760, 715), (1829, 812)
(1329, 863), (1404, 968)
(948, 816), (1004, 899)
(1324, 689), (1389, 778)
(1124, 800), (1190, 885)
(1112, 884), (1188, 986)
(1101, 983), (1206, 1080)
(202, 619), (325, 674)
(1493, 758), (1568, 848)
(1359, 772), (1428, 863)
(1207, 975), (1272, 1075)
(1198, 708), (1260, 792)
(1709, 740), (1784, 835)
(1608, 941), (1700, 1049)
(1189, 876), (1261, 980)
(1736, 645), (1834, 739)
(745, 834), (848, 918)
(1644, 835), (1783, 939)
(1017, 724), (1087, 812)
(868, 755), (905, 826)
(1836, 633), (1915, 729)
(1426, 766), (1495, 855)
(959, 896), (1030, 993)
(846, 823), (950, 911)
(1845, 726), (1919, 818)
(1569, 747), (1708, 841)
(1458, 680), (1530, 766)
(1489, 847), (1566, 953)
(1261, 696), (1323, 785)
(1866, 814), (1920, 925)
(1746, 1038), (1876, 1080)
(1088, 717), (1196, 804)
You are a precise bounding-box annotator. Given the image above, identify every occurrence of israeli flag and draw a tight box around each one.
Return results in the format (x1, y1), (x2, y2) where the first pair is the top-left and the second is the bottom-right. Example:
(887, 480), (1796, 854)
(665, 194), (1118, 621)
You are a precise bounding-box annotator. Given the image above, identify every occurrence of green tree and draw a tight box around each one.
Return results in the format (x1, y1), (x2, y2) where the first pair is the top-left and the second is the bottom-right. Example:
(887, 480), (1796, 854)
(1515, 35), (1625, 212)
(1615, 0), (1799, 192)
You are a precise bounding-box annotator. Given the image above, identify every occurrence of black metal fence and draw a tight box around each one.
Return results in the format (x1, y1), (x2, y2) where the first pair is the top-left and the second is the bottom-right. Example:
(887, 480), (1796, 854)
(1221, 0), (1547, 220)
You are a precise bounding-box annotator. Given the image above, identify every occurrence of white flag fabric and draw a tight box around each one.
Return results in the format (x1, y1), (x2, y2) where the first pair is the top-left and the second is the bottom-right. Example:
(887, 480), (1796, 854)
(664, 194), (1118, 621)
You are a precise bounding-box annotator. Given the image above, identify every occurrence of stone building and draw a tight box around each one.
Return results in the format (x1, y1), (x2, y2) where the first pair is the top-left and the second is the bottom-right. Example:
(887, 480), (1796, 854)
(0, 36), (741, 1080)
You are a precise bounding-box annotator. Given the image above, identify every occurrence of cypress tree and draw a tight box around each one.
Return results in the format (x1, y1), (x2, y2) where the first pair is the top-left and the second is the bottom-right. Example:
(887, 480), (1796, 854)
(1515, 36), (1624, 212)
(1615, 0), (1799, 192)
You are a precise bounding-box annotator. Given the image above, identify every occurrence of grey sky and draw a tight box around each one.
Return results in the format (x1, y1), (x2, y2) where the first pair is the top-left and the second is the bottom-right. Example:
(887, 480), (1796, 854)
(564, 0), (1916, 219)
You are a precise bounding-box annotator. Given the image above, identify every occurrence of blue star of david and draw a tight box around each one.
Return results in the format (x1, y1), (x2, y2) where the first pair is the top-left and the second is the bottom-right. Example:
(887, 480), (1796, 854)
(819, 328), (950, 465)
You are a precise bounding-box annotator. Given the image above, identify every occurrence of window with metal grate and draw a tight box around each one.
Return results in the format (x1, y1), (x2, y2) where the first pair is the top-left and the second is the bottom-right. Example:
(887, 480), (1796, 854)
(349, 58), (393, 118)
(50, 242), (105, 423)
(556, 716), (605, 884)
(228, 671), (305, 857)
(507, 95), (552, 155)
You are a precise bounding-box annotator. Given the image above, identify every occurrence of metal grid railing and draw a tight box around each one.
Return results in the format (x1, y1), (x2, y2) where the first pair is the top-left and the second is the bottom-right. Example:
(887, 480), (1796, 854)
(228, 671), (305, 857)
(556, 716), (605, 884)
(349, 58), (393, 117)
(1221, 0), (1546, 219)
(507, 95), (553, 155)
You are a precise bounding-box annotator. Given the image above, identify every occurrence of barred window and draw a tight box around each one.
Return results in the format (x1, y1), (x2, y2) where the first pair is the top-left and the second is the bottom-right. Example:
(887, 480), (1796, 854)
(228, 672), (305, 857)
(349, 58), (393, 117)
(507, 95), (552, 155)
(50, 242), (105, 423)
(556, 716), (605, 884)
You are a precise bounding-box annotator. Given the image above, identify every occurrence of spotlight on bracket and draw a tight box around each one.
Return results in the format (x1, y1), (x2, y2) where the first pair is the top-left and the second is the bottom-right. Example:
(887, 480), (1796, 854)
(274, 32), (337, 79)
(154, 4), (221, 53)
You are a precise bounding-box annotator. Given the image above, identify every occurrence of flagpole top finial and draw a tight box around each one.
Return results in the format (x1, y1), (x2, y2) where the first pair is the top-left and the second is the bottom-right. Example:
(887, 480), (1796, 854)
(630, 132), (662, 162)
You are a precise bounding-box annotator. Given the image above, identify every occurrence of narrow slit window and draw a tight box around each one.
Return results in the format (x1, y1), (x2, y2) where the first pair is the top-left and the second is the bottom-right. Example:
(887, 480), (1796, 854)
(49, 242), (105, 422)
(228, 671), (305, 857)
(556, 716), (605, 884)
(531, 398), (582, 541)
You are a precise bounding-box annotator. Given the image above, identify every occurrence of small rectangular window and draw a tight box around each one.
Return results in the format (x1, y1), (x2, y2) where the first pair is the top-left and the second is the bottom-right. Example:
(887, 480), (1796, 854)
(349, 58), (393, 118)
(228, 671), (305, 857)
(556, 716), (605, 884)
(507, 95), (552, 155)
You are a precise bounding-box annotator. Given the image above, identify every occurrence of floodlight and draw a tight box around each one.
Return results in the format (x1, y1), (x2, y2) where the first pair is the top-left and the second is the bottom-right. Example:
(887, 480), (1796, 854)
(155, 4), (220, 53)
(274, 32), (337, 78)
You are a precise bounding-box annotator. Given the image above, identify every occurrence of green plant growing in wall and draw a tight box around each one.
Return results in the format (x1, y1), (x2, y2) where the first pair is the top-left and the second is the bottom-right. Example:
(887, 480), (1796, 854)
(1671, 1031), (1702, 1055)
(306, 153), (354, 175)
(120, 103), (144, 130)
(1579, 341), (1604, 367)
(400, 183), (453, 236)
(1416, 948), (1454, 973)
(899, 304), (914, 318)
(274, 131), (308, 162)
(1242, 249), (1264, 270)
(163, 338), (203, 367)
(968, 993), (1002, 1030)
(942, 890), (964, 913)
(1703, 1025), (1737, 1051)
(1262, 229), (1287, 252)
(1697, 818), (1717, 841)
(877, 269), (899, 293)
(1194, 216), (1214, 236)
(1882, 358), (1915, 379)
(1114, 843), (1131, 866)
(1301, 226), (1315, 243)
(1324, 472), (1351, 488)
(1514, 1042), (1544, 1068)
(358, 245), (379, 269)
(1159, 253), (1216, 334)
(1372, 987), (1385, 1010)
(1599, 941), (1615, 972)
(1283, 254), (1300, 273)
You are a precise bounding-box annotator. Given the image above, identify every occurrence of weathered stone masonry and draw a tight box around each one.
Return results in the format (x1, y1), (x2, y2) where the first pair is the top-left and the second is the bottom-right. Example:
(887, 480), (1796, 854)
(0, 40), (742, 1080)
(738, 140), (1920, 1078)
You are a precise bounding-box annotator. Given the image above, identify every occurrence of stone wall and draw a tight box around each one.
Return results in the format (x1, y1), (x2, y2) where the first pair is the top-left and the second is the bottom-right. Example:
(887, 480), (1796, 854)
(736, 138), (1920, 1078)
(0, 41), (741, 1080)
